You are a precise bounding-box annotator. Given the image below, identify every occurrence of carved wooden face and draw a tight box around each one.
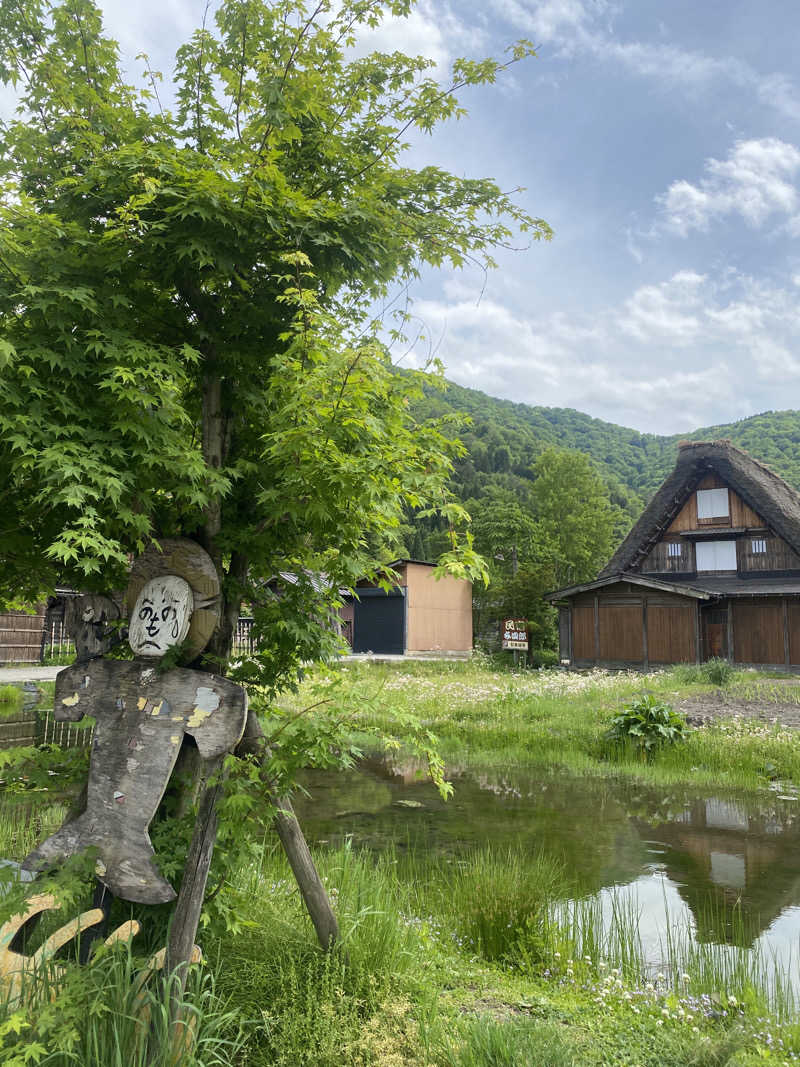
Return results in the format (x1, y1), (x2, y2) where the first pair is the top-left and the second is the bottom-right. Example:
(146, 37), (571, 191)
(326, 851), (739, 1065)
(128, 576), (194, 657)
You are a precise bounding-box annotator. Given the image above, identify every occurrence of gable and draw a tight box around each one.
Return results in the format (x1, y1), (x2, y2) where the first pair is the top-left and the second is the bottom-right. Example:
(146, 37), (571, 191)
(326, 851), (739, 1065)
(599, 441), (800, 580)
(666, 474), (764, 533)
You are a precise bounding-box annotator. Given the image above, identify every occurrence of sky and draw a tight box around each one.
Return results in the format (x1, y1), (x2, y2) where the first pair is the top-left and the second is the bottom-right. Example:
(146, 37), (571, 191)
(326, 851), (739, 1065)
(5, 0), (800, 434)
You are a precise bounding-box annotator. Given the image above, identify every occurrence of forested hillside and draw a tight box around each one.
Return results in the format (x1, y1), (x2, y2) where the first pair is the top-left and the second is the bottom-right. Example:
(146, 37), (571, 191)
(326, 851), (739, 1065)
(419, 379), (800, 503)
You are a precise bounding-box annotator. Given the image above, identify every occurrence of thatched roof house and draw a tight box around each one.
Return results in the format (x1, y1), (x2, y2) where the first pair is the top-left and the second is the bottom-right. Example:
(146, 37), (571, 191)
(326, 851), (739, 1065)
(547, 441), (800, 668)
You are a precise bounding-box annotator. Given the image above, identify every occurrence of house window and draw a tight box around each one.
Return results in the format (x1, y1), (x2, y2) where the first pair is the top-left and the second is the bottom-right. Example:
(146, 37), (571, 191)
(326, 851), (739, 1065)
(667, 542), (682, 557)
(696, 540), (737, 572)
(697, 488), (730, 524)
(751, 538), (767, 554)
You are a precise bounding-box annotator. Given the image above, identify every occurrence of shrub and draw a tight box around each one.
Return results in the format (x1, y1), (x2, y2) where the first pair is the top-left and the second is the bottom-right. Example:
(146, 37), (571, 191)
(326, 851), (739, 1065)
(702, 657), (735, 687)
(606, 693), (688, 758)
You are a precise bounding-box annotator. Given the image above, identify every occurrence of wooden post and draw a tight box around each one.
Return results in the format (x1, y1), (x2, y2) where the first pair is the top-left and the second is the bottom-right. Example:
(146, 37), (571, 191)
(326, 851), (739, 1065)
(783, 598), (790, 669)
(641, 598), (649, 671)
(237, 710), (340, 949)
(273, 798), (339, 949)
(593, 595), (600, 664)
(726, 602), (734, 663)
(695, 601), (702, 664)
(166, 754), (226, 993)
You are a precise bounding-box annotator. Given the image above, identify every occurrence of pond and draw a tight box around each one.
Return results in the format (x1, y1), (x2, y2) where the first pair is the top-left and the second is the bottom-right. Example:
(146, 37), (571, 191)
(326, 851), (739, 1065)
(293, 757), (800, 980)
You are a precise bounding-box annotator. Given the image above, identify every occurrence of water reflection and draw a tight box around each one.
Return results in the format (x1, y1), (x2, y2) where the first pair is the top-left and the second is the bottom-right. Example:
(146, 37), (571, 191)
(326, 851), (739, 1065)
(293, 760), (800, 963)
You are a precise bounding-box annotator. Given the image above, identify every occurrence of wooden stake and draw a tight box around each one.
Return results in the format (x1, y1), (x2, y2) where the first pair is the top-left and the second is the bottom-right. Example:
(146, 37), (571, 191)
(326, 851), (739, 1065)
(165, 754), (226, 994)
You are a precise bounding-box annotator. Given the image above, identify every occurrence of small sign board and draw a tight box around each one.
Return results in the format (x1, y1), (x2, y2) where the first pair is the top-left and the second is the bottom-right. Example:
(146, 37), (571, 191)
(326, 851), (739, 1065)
(502, 618), (528, 651)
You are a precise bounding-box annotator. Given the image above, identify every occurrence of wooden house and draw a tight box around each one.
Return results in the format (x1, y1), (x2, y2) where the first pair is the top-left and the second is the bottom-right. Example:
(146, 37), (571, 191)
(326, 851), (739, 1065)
(547, 440), (800, 669)
(346, 560), (472, 656)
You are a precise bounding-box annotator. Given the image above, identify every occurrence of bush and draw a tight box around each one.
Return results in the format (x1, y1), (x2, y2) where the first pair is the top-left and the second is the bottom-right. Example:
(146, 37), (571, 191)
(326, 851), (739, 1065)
(703, 657), (735, 687)
(606, 693), (689, 759)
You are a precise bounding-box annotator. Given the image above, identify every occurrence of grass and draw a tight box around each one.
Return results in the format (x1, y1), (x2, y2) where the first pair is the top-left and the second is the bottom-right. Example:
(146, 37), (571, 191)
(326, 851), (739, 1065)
(6, 659), (800, 1064)
(276, 658), (800, 792)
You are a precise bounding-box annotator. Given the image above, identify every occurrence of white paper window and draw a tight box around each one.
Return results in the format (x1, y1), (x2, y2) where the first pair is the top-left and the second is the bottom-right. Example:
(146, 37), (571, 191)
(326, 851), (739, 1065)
(697, 488), (729, 520)
(667, 542), (682, 557)
(696, 540), (737, 572)
(751, 538), (766, 554)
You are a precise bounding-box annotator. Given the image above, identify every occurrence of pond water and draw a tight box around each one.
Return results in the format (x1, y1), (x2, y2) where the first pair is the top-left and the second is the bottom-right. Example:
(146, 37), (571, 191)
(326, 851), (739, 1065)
(293, 758), (800, 978)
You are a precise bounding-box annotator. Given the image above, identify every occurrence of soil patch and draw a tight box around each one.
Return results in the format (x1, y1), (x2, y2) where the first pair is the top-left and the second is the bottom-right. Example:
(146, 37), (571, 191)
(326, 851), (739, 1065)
(678, 691), (800, 729)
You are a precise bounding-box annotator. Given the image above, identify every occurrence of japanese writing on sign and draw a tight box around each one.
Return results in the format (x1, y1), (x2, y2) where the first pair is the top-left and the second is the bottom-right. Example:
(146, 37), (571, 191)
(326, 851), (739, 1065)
(502, 618), (528, 651)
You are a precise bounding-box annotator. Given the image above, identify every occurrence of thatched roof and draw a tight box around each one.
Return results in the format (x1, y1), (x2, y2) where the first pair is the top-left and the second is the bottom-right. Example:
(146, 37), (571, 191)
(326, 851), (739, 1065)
(599, 440), (800, 578)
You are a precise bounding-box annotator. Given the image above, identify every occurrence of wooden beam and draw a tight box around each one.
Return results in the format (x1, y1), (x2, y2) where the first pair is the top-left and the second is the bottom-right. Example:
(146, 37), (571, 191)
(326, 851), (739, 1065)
(642, 598), (649, 670)
(726, 602), (734, 663)
(784, 597), (790, 669)
(568, 604), (573, 662)
(166, 754), (226, 997)
(593, 595), (600, 663)
(695, 601), (702, 664)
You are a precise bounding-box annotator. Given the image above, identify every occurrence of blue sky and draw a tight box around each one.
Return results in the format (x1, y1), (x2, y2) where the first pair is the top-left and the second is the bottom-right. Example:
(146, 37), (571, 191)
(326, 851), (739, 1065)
(6, 0), (800, 433)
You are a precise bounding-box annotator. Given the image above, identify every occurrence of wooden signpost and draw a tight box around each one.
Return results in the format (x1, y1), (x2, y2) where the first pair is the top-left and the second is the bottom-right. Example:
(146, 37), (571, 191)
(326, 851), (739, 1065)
(502, 617), (528, 667)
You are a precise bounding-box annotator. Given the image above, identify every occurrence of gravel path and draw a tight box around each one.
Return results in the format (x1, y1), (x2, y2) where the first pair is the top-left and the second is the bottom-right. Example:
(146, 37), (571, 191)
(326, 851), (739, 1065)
(0, 666), (61, 683)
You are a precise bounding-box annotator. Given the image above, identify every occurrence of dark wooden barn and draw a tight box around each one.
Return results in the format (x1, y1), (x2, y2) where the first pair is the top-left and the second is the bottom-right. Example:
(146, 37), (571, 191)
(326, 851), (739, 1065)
(547, 440), (800, 669)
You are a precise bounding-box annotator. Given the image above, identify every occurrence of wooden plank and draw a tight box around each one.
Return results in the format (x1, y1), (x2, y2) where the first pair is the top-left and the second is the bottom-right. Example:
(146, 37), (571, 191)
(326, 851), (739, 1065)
(593, 595), (600, 661)
(731, 600), (784, 665)
(642, 599), (649, 670)
(784, 598), (791, 668)
(727, 604), (734, 663)
(22, 660), (247, 903)
(166, 754), (225, 994)
(598, 603), (643, 662)
(571, 604), (594, 660)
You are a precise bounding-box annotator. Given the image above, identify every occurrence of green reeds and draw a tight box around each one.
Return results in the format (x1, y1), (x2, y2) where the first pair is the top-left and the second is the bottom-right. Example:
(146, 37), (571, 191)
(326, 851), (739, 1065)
(0, 945), (246, 1066)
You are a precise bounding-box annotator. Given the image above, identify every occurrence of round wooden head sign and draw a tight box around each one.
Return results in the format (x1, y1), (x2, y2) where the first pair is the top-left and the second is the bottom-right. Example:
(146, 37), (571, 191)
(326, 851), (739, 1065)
(125, 539), (220, 661)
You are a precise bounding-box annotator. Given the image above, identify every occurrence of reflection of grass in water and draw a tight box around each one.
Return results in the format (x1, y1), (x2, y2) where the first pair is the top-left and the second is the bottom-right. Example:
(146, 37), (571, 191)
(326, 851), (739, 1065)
(0, 684), (22, 709)
(0, 801), (67, 860)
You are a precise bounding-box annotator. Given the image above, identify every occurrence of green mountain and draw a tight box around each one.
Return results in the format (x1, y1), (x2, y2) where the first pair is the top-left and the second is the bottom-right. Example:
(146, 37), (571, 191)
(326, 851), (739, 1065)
(420, 379), (800, 501)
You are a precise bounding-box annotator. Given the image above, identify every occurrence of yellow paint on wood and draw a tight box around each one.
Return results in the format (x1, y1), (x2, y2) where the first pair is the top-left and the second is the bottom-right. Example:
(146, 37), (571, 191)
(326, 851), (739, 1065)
(170, 735), (180, 744)
(150, 700), (163, 716)
(61, 692), (80, 707)
(187, 708), (211, 727)
(137, 697), (147, 710)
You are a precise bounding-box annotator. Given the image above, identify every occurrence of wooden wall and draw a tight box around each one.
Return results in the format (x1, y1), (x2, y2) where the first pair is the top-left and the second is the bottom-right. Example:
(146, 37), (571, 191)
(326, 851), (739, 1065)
(648, 603), (696, 663)
(565, 587), (800, 670)
(567, 585), (696, 666)
(403, 564), (472, 653)
(732, 600), (785, 665)
(738, 536), (800, 573)
(667, 474), (763, 533)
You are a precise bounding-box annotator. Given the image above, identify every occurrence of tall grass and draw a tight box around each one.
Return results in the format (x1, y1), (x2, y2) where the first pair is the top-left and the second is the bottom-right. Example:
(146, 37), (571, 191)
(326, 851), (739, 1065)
(0, 947), (246, 1066)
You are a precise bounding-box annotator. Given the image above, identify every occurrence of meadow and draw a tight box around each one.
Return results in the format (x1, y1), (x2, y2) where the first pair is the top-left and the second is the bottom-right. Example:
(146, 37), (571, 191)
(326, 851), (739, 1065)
(3, 661), (800, 1065)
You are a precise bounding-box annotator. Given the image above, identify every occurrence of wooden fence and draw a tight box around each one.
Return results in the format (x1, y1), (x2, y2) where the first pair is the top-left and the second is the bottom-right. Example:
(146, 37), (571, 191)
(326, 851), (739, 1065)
(0, 608), (47, 664)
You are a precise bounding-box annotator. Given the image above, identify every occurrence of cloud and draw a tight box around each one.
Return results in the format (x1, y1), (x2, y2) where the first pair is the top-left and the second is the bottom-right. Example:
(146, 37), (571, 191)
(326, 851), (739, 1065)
(351, 0), (487, 70)
(489, 0), (800, 120)
(402, 268), (800, 433)
(657, 138), (800, 236)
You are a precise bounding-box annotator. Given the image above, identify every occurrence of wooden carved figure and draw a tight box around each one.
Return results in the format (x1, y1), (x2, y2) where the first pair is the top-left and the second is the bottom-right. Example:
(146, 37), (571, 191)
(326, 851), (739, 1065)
(23, 541), (247, 905)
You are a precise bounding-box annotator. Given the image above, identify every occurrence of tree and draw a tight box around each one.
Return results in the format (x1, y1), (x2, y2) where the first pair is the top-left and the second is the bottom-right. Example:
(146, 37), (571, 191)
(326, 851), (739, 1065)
(0, 0), (549, 971)
(0, 0), (550, 673)
(530, 447), (616, 586)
